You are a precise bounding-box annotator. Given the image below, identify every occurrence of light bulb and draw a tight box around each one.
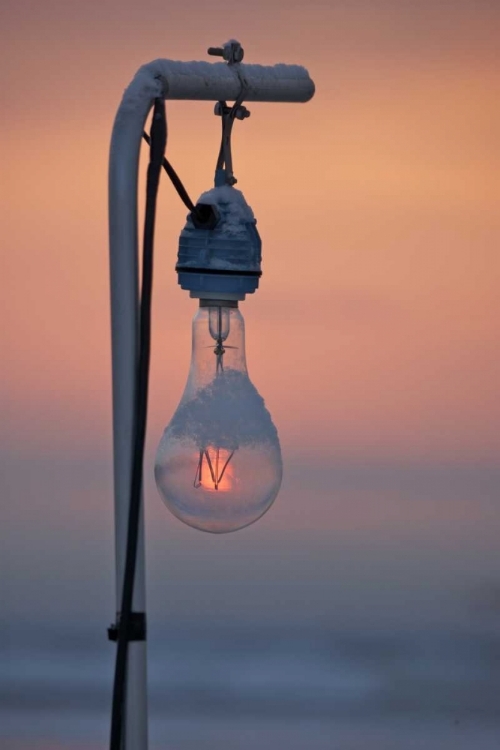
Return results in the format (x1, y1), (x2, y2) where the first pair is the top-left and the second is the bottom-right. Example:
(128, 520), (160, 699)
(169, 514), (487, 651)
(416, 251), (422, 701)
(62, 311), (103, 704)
(155, 300), (282, 533)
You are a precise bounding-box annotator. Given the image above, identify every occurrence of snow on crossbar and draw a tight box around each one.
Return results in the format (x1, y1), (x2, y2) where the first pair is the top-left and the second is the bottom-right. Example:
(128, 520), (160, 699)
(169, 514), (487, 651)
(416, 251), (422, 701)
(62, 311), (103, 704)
(118, 59), (315, 113)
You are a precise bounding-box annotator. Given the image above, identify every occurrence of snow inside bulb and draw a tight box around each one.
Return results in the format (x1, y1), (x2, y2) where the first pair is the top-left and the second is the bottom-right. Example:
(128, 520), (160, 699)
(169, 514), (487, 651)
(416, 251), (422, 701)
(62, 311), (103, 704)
(155, 301), (283, 533)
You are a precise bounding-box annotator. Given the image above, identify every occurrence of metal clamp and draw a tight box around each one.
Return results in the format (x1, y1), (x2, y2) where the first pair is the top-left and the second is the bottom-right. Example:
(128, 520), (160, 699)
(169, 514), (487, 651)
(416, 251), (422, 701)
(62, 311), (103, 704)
(214, 101), (250, 121)
(108, 612), (147, 642)
(214, 99), (251, 185)
(208, 40), (244, 65)
(208, 41), (250, 186)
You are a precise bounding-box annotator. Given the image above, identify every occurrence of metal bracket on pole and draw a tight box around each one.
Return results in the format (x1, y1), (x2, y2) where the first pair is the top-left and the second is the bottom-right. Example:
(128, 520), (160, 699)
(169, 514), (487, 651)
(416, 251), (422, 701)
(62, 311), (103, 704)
(108, 42), (314, 750)
(108, 612), (147, 642)
(207, 39), (245, 65)
(213, 100), (250, 186)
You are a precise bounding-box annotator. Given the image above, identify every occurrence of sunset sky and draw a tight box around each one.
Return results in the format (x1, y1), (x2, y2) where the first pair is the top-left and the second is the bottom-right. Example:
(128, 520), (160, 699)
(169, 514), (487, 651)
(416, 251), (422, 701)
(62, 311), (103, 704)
(2, 0), (500, 645)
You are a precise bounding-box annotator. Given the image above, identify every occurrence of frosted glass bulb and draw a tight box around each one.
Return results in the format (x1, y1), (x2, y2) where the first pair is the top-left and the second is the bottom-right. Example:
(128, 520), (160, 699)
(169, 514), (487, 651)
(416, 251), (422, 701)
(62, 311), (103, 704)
(155, 302), (282, 533)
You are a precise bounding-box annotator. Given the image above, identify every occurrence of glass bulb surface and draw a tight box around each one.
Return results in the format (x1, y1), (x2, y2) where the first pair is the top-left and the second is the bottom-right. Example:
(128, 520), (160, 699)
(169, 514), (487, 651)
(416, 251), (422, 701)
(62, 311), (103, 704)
(155, 303), (282, 533)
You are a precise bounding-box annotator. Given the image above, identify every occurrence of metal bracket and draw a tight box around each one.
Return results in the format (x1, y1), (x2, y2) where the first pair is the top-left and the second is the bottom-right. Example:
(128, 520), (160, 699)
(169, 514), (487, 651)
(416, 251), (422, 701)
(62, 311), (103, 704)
(214, 101), (250, 121)
(208, 41), (250, 186)
(108, 612), (147, 642)
(208, 40), (244, 65)
(213, 99), (250, 186)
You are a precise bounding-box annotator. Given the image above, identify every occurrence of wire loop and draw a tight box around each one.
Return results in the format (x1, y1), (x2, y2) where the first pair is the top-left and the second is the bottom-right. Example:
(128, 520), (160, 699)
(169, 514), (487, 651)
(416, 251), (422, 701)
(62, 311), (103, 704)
(215, 80), (250, 185)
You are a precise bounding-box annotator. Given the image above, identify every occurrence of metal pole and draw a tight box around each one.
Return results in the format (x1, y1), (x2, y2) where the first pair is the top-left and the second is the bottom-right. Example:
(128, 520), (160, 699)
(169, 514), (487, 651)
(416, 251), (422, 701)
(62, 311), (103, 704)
(109, 82), (153, 750)
(108, 51), (314, 750)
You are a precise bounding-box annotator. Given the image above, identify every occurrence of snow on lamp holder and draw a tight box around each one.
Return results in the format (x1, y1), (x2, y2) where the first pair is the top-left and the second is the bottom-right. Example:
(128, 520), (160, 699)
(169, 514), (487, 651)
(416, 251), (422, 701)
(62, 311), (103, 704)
(108, 40), (314, 750)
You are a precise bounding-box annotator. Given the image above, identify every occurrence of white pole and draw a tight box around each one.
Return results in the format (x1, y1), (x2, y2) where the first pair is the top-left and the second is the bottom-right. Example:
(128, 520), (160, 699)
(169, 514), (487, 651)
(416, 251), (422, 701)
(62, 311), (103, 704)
(109, 78), (153, 750)
(108, 53), (315, 750)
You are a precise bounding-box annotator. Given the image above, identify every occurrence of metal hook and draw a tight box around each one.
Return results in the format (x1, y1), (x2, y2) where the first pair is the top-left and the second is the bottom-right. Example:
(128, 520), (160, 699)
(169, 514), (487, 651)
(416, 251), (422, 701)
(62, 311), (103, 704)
(209, 41), (250, 186)
(214, 100), (250, 185)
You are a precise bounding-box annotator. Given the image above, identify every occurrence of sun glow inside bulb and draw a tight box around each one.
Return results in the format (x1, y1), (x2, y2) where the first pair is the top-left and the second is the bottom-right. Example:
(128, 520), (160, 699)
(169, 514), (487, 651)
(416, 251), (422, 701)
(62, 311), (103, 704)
(155, 302), (282, 533)
(194, 446), (235, 492)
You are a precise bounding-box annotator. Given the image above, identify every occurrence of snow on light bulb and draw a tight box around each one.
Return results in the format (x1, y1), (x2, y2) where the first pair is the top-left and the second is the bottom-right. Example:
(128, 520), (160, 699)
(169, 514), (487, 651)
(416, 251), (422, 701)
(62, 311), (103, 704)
(155, 302), (282, 533)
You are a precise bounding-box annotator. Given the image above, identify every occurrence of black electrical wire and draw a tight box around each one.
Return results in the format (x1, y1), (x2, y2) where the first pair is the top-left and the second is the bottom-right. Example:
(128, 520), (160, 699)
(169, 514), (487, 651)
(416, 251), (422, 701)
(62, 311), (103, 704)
(142, 131), (196, 213)
(110, 98), (167, 750)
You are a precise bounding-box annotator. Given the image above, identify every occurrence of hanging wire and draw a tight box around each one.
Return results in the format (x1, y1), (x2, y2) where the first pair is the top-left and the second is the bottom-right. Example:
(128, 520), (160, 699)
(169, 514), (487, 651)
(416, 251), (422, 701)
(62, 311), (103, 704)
(142, 131), (197, 214)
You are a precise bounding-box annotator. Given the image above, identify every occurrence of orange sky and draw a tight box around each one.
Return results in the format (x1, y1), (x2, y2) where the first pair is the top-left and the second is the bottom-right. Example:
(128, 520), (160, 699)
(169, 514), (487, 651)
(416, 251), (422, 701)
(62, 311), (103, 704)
(3, 1), (499, 463)
(2, 1), (500, 613)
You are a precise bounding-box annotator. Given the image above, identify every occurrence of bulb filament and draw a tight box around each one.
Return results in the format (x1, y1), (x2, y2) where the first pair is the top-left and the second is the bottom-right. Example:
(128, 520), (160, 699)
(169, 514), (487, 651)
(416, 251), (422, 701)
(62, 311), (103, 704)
(214, 338), (226, 374)
(194, 447), (235, 491)
(206, 305), (240, 376)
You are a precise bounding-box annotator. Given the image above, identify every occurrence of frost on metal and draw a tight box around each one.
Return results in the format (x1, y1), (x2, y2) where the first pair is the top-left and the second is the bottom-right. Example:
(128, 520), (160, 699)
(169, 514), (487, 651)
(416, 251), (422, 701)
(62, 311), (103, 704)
(115, 58), (314, 117)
